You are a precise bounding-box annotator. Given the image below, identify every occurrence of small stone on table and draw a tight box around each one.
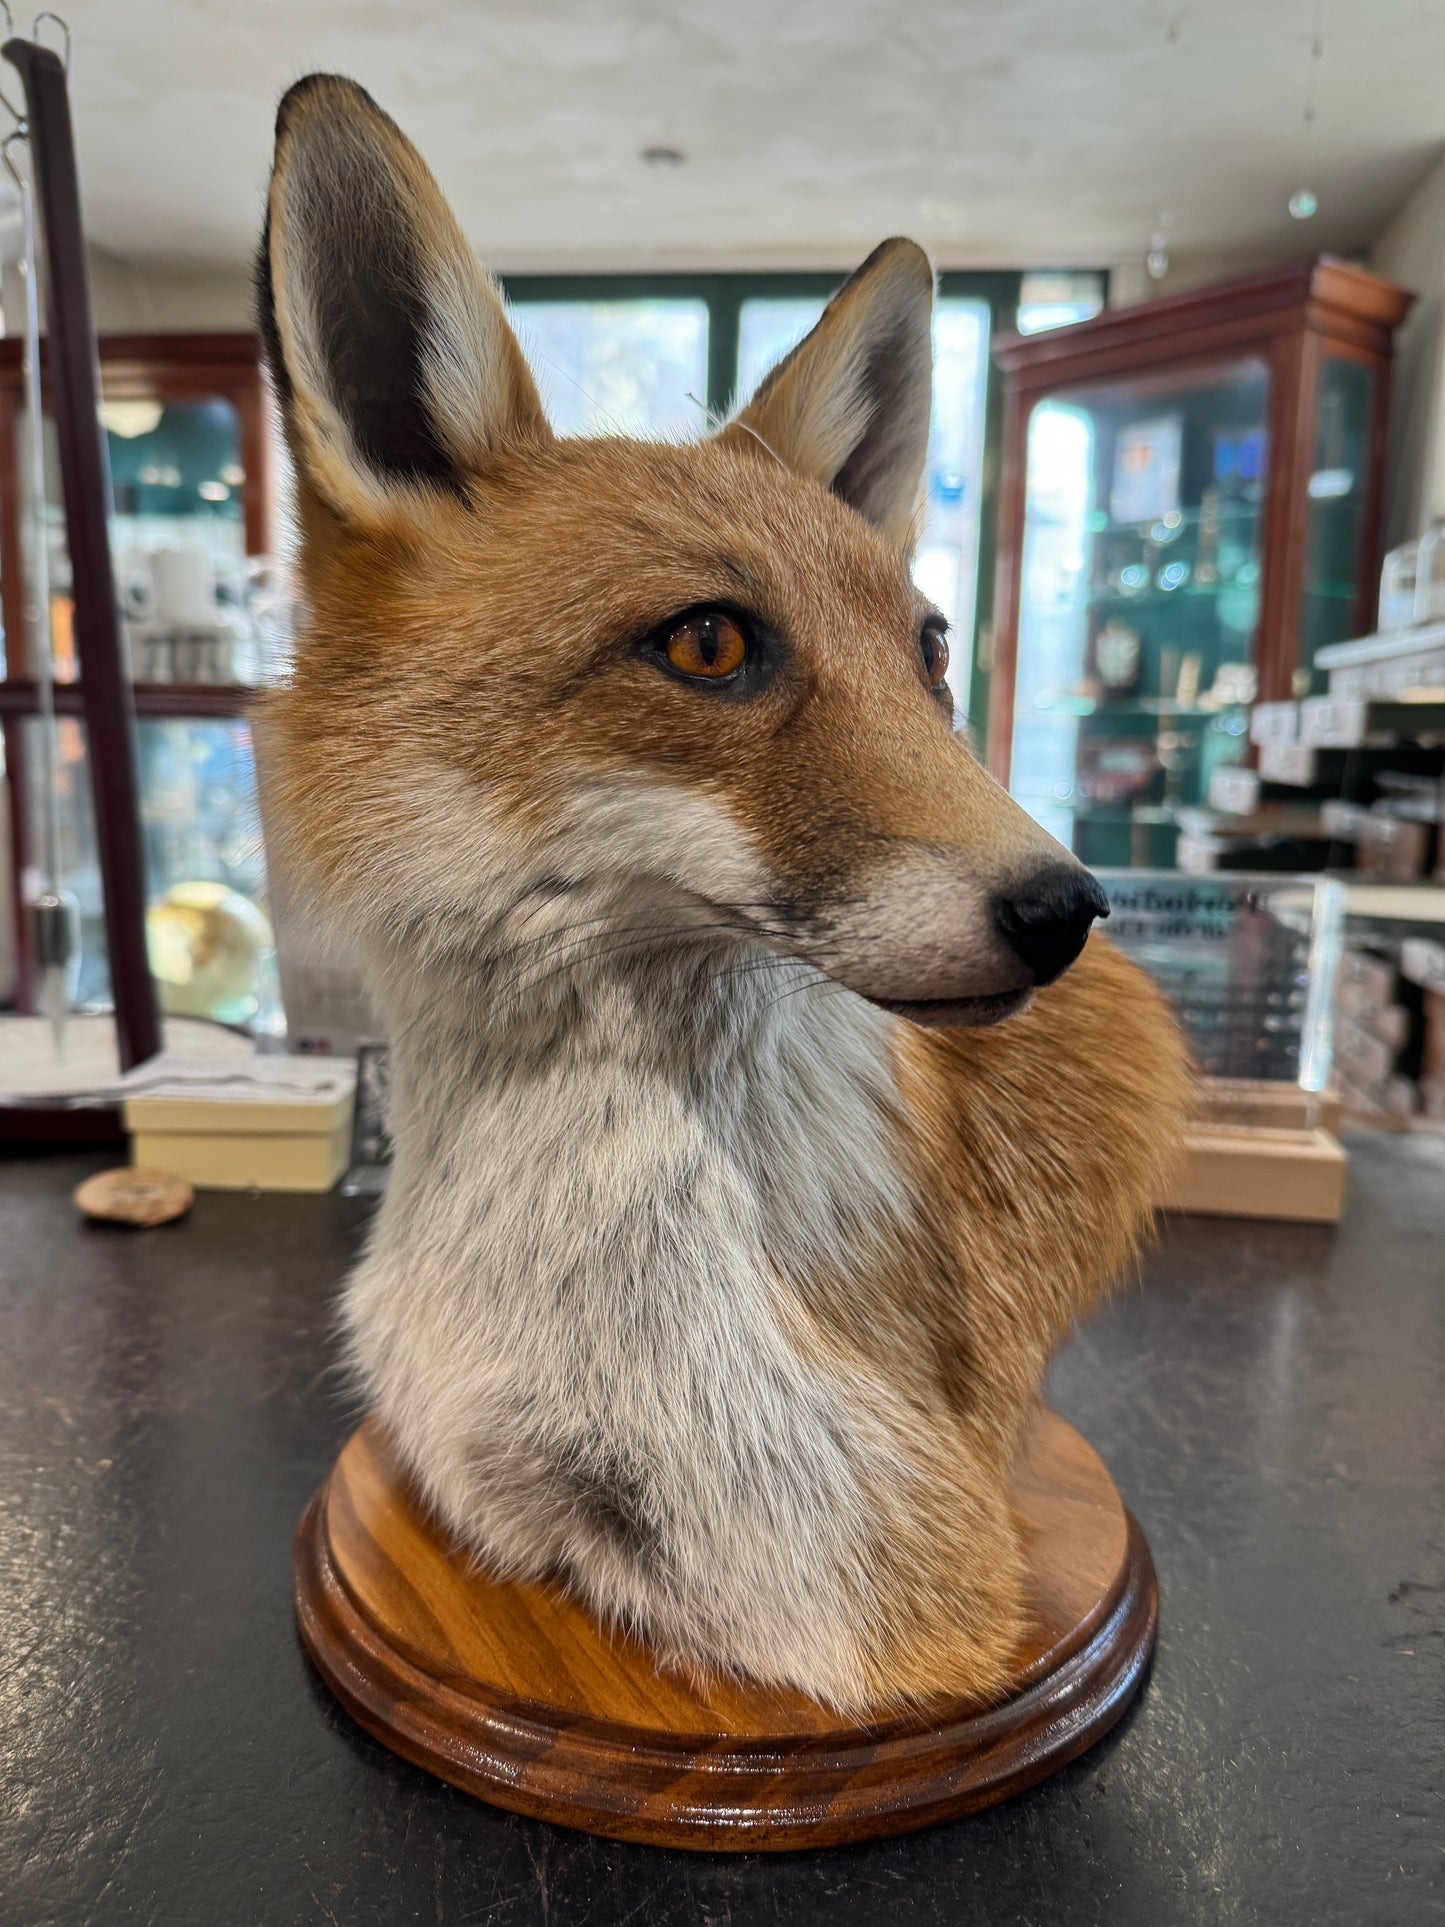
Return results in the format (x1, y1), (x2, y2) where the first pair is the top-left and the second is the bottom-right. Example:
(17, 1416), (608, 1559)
(74, 1167), (194, 1228)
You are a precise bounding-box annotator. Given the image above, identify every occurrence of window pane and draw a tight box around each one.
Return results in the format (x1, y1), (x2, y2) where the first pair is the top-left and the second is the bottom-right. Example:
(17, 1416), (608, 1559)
(110, 398), (253, 688)
(1016, 272), (1105, 336)
(913, 299), (990, 702)
(737, 298), (827, 401)
(738, 294), (991, 709)
(510, 300), (708, 438)
(22, 394), (283, 690)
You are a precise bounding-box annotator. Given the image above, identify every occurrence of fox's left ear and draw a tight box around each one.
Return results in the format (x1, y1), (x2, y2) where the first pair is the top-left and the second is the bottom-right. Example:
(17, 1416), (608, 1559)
(257, 74), (550, 523)
(723, 238), (934, 547)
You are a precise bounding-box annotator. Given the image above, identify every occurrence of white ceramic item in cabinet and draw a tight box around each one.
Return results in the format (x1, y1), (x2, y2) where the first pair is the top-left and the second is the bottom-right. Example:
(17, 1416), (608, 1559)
(1413, 524), (1445, 623)
(1379, 540), (1419, 632)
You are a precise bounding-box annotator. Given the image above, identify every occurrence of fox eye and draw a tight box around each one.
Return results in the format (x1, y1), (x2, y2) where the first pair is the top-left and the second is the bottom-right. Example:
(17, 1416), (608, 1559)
(920, 620), (950, 689)
(663, 610), (748, 681)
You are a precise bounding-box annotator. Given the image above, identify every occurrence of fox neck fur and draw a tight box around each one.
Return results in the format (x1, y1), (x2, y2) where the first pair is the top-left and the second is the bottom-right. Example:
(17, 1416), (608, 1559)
(350, 913), (938, 1705)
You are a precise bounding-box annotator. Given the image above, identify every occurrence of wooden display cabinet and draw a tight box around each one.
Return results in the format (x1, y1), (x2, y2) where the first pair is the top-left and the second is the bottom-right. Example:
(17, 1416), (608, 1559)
(988, 259), (1413, 869)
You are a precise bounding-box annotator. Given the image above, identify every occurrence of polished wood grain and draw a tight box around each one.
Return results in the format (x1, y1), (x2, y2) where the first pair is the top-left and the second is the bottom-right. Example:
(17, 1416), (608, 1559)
(295, 1410), (1157, 1850)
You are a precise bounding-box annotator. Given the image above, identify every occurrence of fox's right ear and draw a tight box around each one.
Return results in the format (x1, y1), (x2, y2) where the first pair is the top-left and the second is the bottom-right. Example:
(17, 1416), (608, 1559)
(257, 74), (549, 522)
(723, 238), (934, 549)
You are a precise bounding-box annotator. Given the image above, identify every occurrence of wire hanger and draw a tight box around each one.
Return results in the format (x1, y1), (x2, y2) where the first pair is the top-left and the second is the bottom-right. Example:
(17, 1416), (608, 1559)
(0, 9), (72, 130)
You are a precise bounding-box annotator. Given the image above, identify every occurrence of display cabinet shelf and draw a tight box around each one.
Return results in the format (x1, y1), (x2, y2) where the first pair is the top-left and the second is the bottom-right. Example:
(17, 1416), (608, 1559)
(0, 679), (254, 719)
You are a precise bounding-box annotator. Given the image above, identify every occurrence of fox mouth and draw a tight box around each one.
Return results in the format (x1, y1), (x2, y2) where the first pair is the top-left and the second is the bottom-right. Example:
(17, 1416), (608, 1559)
(867, 988), (1035, 1031)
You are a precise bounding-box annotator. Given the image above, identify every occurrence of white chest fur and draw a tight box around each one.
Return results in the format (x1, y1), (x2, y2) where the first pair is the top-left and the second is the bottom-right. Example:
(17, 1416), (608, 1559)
(345, 936), (922, 1699)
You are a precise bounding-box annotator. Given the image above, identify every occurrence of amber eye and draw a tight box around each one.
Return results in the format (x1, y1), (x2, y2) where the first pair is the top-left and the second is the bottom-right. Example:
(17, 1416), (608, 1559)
(663, 610), (748, 680)
(920, 622), (950, 688)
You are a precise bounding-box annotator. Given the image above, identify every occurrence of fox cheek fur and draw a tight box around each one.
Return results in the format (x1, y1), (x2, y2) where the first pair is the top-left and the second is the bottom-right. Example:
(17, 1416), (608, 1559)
(258, 74), (1192, 1709)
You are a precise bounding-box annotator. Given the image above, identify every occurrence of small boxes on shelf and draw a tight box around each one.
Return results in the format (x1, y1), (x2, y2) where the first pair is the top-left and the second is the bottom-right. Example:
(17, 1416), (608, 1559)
(1250, 700), (1300, 748)
(1257, 743), (1324, 786)
(1330, 927), (1445, 1123)
(1299, 695), (1370, 749)
(1206, 765), (1262, 816)
(1400, 935), (1445, 991)
(1355, 812), (1437, 882)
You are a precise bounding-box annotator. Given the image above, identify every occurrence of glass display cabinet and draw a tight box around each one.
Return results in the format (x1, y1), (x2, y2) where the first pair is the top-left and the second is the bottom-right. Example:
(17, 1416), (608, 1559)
(988, 259), (1413, 868)
(0, 332), (276, 1015)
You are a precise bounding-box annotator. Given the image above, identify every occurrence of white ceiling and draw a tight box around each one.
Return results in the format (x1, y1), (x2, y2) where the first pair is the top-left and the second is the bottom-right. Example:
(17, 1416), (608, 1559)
(18, 0), (1445, 279)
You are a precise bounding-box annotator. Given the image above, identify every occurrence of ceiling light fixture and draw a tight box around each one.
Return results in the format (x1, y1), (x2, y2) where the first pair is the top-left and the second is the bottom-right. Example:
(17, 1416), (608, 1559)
(1146, 10), (1183, 281)
(99, 399), (163, 440)
(1147, 208), (1174, 282)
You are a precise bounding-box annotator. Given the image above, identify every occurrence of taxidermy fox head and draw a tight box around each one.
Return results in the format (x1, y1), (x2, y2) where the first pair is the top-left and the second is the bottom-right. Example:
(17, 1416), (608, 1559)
(259, 75), (1107, 1028)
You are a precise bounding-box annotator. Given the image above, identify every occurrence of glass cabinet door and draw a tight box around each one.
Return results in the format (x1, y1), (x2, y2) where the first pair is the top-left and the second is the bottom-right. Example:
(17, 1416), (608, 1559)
(1009, 358), (1269, 868)
(1300, 354), (1377, 689)
(106, 397), (254, 682)
(13, 388), (277, 690)
(18, 714), (270, 1022)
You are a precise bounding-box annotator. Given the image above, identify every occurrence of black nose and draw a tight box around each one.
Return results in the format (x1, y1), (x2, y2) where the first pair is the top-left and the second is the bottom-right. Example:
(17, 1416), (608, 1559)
(995, 866), (1110, 987)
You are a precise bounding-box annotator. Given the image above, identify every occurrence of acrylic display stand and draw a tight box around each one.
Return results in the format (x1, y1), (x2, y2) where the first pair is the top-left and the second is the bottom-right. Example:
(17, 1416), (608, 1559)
(294, 1408), (1156, 1850)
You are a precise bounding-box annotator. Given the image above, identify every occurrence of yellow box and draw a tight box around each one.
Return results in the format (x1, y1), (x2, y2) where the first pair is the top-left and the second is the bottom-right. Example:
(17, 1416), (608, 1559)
(129, 1119), (352, 1193)
(123, 1062), (355, 1193)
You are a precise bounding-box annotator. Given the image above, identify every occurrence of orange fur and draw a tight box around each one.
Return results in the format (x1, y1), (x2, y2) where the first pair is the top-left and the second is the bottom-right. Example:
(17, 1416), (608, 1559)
(266, 433), (1059, 927)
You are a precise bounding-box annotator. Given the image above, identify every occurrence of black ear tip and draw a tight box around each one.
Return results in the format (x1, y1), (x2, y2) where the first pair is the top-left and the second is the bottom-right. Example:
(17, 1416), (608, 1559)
(274, 72), (380, 139)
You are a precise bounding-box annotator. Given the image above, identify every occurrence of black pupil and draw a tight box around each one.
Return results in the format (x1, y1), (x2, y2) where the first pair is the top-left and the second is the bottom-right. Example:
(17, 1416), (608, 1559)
(923, 628), (942, 678)
(697, 616), (723, 667)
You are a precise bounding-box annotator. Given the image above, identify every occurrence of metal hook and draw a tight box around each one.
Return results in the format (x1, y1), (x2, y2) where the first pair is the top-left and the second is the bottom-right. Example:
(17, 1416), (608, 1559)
(0, 3), (26, 133)
(2, 128), (29, 249)
(1, 123), (26, 193)
(32, 10), (70, 74)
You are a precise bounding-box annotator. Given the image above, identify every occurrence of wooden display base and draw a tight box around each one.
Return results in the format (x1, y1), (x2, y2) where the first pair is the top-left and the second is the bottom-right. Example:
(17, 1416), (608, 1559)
(295, 1411), (1157, 1851)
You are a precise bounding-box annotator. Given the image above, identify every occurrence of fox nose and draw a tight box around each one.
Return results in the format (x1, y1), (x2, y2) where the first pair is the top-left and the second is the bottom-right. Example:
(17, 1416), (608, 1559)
(995, 866), (1110, 987)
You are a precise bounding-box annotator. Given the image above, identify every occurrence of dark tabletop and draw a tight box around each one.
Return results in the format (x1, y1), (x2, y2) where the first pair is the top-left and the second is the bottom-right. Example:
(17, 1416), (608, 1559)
(1, 1136), (1442, 1927)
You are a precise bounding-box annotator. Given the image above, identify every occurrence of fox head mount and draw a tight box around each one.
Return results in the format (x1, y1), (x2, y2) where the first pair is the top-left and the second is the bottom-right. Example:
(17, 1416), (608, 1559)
(258, 73), (1107, 1030)
(259, 77), (1185, 1715)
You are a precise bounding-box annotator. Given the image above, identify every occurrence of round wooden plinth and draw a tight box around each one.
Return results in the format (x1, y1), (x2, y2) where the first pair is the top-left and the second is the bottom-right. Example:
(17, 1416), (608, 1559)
(295, 1411), (1156, 1851)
